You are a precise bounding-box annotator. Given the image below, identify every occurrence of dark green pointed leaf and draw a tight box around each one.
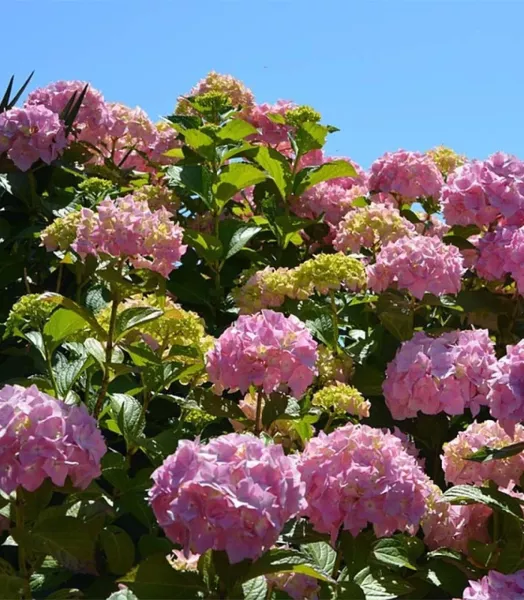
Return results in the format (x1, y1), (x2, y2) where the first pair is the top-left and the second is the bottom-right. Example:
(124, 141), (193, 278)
(184, 229), (223, 263)
(165, 165), (213, 207)
(182, 129), (215, 161)
(244, 549), (334, 583)
(100, 526), (135, 575)
(302, 542), (337, 575)
(376, 292), (414, 342)
(218, 119), (258, 141)
(294, 122), (329, 155)
(222, 224), (261, 260)
(43, 309), (87, 350)
(242, 576), (268, 600)
(251, 147), (291, 199)
(295, 160), (357, 195)
(467, 441), (524, 463)
(215, 163), (266, 203)
(115, 307), (163, 340)
(443, 485), (524, 521)
(111, 394), (145, 446)
(262, 393), (300, 427)
(353, 567), (414, 599)
(39, 293), (107, 340)
(371, 537), (417, 571)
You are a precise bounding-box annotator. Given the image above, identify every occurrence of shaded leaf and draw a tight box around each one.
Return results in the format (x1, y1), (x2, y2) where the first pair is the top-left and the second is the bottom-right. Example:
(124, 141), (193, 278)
(100, 526), (135, 575)
(115, 307), (163, 340)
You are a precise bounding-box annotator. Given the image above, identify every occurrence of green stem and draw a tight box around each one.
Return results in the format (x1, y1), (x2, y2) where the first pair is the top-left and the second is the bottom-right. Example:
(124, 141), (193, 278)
(94, 284), (120, 418)
(55, 264), (63, 294)
(332, 545), (343, 579)
(254, 391), (264, 436)
(15, 490), (32, 600)
(45, 344), (59, 399)
(324, 414), (335, 434)
(329, 291), (341, 354)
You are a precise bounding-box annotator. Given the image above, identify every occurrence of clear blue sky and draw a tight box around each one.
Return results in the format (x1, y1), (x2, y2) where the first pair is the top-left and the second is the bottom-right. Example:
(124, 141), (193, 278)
(3, 0), (524, 168)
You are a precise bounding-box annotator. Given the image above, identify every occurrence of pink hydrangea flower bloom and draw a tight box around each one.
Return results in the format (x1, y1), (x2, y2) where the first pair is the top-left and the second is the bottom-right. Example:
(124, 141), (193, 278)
(71, 195), (187, 278)
(461, 570), (524, 600)
(0, 384), (106, 493)
(148, 434), (306, 564)
(367, 235), (464, 299)
(206, 310), (318, 398)
(333, 203), (415, 253)
(414, 213), (450, 239)
(442, 421), (524, 487)
(266, 572), (320, 600)
(25, 80), (113, 145)
(247, 100), (295, 149)
(476, 225), (524, 291)
(0, 106), (67, 171)
(488, 340), (524, 433)
(483, 152), (524, 226)
(369, 150), (444, 201)
(383, 330), (497, 419)
(422, 485), (492, 554)
(298, 423), (432, 542)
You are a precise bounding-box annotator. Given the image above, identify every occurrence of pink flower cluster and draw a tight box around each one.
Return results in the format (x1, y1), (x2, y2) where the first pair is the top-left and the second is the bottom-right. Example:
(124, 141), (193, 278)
(476, 225), (524, 291)
(294, 182), (368, 226)
(71, 195), (187, 278)
(298, 423), (432, 542)
(25, 80), (113, 145)
(368, 150), (444, 201)
(488, 339), (524, 432)
(442, 153), (524, 228)
(248, 100), (295, 149)
(442, 421), (524, 487)
(414, 213), (450, 238)
(422, 486), (492, 554)
(461, 570), (524, 600)
(206, 310), (318, 398)
(0, 384), (106, 493)
(148, 434), (305, 564)
(383, 330), (497, 419)
(333, 203), (415, 253)
(367, 235), (464, 299)
(0, 106), (67, 171)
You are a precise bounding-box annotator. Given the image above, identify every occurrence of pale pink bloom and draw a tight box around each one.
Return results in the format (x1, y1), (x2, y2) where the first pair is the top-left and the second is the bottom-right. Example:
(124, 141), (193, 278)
(461, 570), (524, 599)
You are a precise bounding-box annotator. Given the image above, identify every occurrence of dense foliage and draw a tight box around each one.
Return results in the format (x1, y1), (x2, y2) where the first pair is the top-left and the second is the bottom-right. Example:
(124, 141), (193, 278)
(1, 71), (524, 600)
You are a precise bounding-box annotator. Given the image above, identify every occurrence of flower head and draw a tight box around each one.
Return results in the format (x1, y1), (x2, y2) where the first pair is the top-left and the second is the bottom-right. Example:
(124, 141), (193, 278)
(294, 253), (366, 295)
(442, 421), (524, 487)
(149, 433), (305, 563)
(41, 210), (82, 252)
(383, 330), (497, 419)
(488, 340), (524, 432)
(298, 423), (432, 541)
(426, 146), (466, 177)
(367, 235), (464, 299)
(0, 384), (106, 493)
(461, 570), (524, 600)
(312, 383), (370, 418)
(4, 294), (56, 338)
(476, 225), (524, 292)
(0, 106), (67, 171)
(369, 150), (443, 202)
(71, 195), (186, 278)
(316, 345), (354, 385)
(206, 310), (318, 398)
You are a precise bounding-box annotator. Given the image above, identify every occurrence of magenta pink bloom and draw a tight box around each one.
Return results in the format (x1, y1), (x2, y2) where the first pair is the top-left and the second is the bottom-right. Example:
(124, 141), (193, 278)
(298, 423), (432, 542)
(0, 106), (67, 171)
(367, 235), (464, 299)
(148, 434), (305, 564)
(25, 80), (113, 145)
(206, 310), (318, 398)
(383, 330), (497, 419)
(442, 161), (500, 227)
(476, 225), (524, 292)
(369, 150), (444, 201)
(488, 340), (524, 433)
(266, 572), (319, 600)
(461, 570), (524, 600)
(442, 421), (524, 487)
(0, 384), (106, 494)
(483, 152), (524, 226)
(72, 195), (187, 278)
(247, 100), (295, 150)
(414, 213), (450, 239)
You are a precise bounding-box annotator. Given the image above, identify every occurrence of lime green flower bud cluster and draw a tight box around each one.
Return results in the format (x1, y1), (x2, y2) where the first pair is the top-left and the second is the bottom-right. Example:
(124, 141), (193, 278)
(185, 409), (216, 429)
(132, 185), (179, 213)
(234, 254), (365, 313)
(316, 345), (354, 385)
(40, 210), (82, 252)
(294, 253), (366, 295)
(4, 294), (56, 338)
(427, 146), (466, 177)
(312, 383), (370, 418)
(78, 177), (114, 197)
(285, 105), (322, 127)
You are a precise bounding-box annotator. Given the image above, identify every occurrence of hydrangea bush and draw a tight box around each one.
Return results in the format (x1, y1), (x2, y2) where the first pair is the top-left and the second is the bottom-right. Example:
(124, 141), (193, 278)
(1, 71), (524, 600)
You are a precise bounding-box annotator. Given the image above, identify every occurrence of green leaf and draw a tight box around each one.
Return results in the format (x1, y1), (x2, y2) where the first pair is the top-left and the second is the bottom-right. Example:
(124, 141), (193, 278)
(443, 485), (524, 521)
(279, 519), (330, 546)
(215, 163), (266, 204)
(262, 393), (300, 427)
(219, 220), (262, 260)
(43, 309), (87, 350)
(119, 555), (206, 599)
(27, 516), (97, 573)
(376, 292), (414, 342)
(85, 337), (106, 367)
(443, 234), (477, 250)
(54, 348), (91, 399)
(182, 129), (215, 161)
(174, 388), (246, 420)
(339, 531), (375, 579)
(100, 526), (135, 575)
(115, 306), (163, 340)
(0, 561), (25, 599)
(294, 122), (329, 155)
(295, 160), (358, 195)
(352, 365), (385, 397)
(467, 441), (524, 463)
(39, 293), (107, 340)
(336, 581), (365, 599)
(456, 290), (513, 316)
(165, 165), (212, 208)
(241, 576), (268, 600)
(417, 560), (469, 598)
(251, 147), (291, 199)
(399, 208), (423, 224)
(184, 229), (224, 263)
(218, 119), (258, 141)
(353, 567), (414, 600)
(371, 537), (417, 571)
(111, 394), (145, 447)
(244, 549), (334, 583)
(302, 542), (337, 576)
